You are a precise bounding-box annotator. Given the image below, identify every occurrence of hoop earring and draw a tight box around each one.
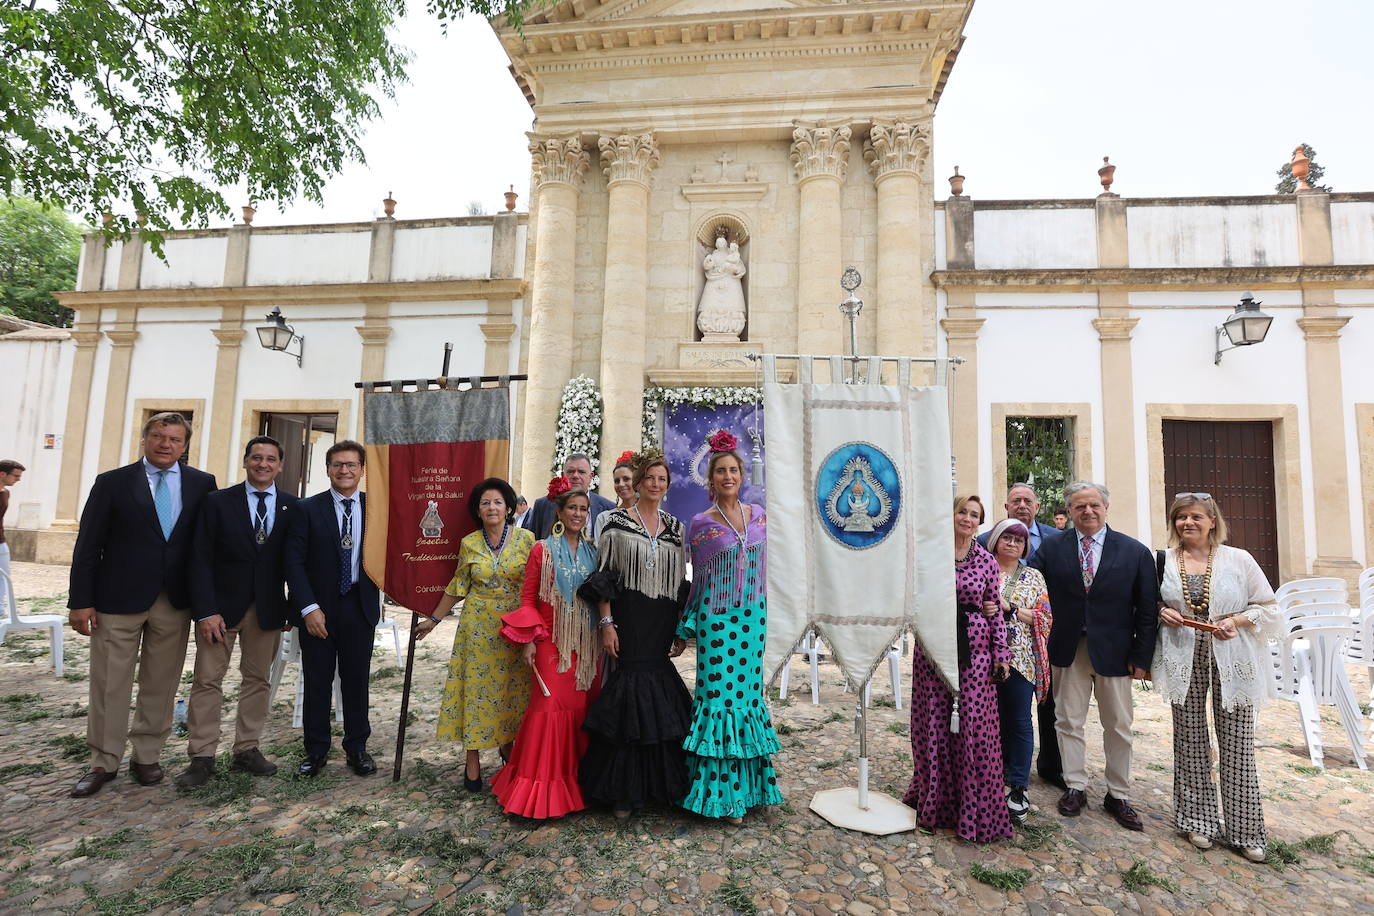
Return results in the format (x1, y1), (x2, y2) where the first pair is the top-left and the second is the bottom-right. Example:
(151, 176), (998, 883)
(551, 521), (565, 537)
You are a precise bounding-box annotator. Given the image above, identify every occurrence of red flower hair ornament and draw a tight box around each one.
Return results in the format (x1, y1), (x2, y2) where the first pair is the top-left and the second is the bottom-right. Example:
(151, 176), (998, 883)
(546, 475), (573, 501)
(616, 450), (637, 467)
(708, 430), (739, 453)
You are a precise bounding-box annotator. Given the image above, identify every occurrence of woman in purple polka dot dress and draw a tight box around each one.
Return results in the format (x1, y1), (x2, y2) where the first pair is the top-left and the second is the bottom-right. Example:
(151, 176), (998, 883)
(902, 494), (1014, 843)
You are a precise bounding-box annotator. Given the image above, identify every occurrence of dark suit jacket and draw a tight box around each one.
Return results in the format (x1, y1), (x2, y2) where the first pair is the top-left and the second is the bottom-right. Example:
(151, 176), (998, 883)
(189, 483), (300, 629)
(978, 519), (1062, 561)
(284, 490), (380, 627)
(522, 491), (615, 540)
(1029, 525), (1159, 676)
(68, 461), (217, 613)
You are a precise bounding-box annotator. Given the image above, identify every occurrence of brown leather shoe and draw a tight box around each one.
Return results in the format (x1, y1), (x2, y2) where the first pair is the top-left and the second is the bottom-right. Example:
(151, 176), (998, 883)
(230, 748), (278, 777)
(1103, 793), (1144, 831)
(130, 761), (164, 786)
(70, 769), (117, 798)
(175, 756), (216, 788)
(1057, 788), (1088, 817)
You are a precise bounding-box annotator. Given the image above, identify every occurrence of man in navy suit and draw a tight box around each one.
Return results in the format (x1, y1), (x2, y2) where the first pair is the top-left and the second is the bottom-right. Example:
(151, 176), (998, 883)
(285, 439), (379, 777)
(177, 435), (299, 788)
(67, 412), (217, 797)
(978, 482), (1066, 788)
(1030, 481), (1158, 831)
(522, 453), (614, 539)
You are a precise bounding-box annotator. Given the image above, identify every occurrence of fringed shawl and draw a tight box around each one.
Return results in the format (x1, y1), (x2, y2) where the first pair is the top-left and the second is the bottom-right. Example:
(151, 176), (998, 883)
(595, 507), (686, 602)
(685, 505), (767, 614)
(538, 536), (601, 691)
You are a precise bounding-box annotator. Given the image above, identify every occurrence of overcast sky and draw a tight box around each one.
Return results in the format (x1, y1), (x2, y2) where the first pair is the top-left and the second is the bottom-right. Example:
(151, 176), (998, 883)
(264, 0), (1374, 225)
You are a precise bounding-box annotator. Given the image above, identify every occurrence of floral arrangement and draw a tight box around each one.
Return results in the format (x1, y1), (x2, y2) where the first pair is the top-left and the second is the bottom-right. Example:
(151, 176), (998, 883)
(640, 385), (762, 450)
(553, 375), (602, 482)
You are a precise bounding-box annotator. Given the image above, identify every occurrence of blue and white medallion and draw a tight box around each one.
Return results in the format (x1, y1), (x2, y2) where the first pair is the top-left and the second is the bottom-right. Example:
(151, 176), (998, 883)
(815, 442), (900, 550)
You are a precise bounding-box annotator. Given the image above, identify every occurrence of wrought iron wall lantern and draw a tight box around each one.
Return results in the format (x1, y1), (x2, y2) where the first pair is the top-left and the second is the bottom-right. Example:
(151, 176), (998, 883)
(1214, 292), (1272, 365)
(256, 307), (305, 367)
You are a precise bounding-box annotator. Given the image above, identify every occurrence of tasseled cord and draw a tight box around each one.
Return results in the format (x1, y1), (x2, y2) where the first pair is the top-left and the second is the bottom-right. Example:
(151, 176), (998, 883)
(539, 551), (600, 691)
(949, 694), (961, 734)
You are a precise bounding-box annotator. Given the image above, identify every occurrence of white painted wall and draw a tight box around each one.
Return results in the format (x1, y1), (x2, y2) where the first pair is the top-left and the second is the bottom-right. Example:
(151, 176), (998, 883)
(1127, 203), (1298, 268)
(245, 231), (371, 286)
(384, 310), (488, 381)
(973, 208), (1097, 269)
(0, 337), (73, 529)
(391, 225), (494, 281)
(933, 213), (947, 270)
(1331, 201), (1374, 265)
(100, 241), (122, 291)
(1339, 308), (1374, 562)
(139, 236), (228, 288)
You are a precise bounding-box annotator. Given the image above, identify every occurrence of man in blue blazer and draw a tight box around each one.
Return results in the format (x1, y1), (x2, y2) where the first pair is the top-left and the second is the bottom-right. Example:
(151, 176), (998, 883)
(522, 453), (614, 539)
(67, 412), (217, 797)
(1030, 481), (1157, 831)
(177, 435), (300, 788)
(285, 439), (379, 777)
(978, 482), (1067, 788)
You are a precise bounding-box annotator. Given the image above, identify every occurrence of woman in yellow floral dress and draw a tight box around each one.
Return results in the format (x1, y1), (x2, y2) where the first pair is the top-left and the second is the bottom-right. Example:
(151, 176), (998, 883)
(415, 477), (534, 790)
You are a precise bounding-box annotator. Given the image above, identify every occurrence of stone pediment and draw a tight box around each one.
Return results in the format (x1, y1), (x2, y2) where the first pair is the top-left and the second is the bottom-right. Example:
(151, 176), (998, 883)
(526, 0), (836, 27)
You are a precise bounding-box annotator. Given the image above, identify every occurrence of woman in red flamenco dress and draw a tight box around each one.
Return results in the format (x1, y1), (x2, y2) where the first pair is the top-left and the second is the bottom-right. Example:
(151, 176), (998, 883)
(491, 478), (601, 818)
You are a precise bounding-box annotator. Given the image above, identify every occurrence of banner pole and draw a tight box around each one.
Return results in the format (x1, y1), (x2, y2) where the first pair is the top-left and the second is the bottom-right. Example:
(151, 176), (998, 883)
(856, 692), (870, 810)
(391, 612), (420, 782)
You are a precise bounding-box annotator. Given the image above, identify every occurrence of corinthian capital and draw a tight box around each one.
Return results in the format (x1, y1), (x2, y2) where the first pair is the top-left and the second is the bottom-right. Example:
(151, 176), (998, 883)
(863, 120), (931, 181)
(789, 121), (852, 183)
(599, 133), (659, 188)
(528, 135), (591, 190)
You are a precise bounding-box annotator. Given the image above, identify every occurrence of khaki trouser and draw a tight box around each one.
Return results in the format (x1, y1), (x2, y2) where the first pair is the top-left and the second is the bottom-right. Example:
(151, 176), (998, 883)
(186, 605), (281, 758)
(1052, 636), (1135, 800)
(87, 594), (190, 771)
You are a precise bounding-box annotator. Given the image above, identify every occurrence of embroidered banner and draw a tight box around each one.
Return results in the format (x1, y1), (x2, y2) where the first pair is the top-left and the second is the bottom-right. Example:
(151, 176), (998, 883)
(362, 385), (511, 616)
(761, 358), (958, 691)
(661, 402), (765, 530)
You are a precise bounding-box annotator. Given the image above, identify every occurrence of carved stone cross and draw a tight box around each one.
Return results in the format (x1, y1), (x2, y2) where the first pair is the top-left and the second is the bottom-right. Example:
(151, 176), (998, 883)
(716, 151), (734, 181)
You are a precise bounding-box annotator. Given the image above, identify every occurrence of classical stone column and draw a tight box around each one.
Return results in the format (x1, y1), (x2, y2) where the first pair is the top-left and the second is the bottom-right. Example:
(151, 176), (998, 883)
(597, 133), (659, 495)
(864, 120), (930, 368)
(51, 320), (103, 528)
(790, 122), (851, 365)
(1298, 315), (1361, 580)
(97, 321), (140, 473)
(1092, 315), (1141, 537)
(517, 135), (591, 495)
(208, 321), (245, 482)
(940, 311), (983, 490)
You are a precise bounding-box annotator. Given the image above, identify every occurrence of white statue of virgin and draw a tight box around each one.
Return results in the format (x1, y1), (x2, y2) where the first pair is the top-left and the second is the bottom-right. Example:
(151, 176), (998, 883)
(696, 235), (747, 342)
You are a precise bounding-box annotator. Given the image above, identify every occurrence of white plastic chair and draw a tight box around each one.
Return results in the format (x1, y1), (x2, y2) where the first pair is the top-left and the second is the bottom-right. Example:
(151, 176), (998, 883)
(374, 608), (403, 666)
(1357, 566), (1374, 610)
(267, 629), (343, 728)
(778, 630), (822, 704)
(0, 567), (64, 677)
(1279, 587), (1349, 615)
(1345, 596), (1374, 704)
(1276, 577), (1348, 604)
(1271, 612), (1366, 770)
(859, 638), (905, 711)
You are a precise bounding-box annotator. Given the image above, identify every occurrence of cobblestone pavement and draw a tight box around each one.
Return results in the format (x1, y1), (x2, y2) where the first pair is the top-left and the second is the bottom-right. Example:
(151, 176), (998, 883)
(1, 560), (1372, 915)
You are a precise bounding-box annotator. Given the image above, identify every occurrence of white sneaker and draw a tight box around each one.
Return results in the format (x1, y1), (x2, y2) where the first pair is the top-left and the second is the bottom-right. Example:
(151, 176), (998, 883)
(1186, 833), (1213, 850)
(1007, 787), (1030, 823)
(1241, 846), (1266, 862)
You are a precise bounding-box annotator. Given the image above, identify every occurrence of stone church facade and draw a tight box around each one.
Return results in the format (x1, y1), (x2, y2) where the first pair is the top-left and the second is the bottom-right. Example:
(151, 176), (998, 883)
(5, 0), (1373, 586)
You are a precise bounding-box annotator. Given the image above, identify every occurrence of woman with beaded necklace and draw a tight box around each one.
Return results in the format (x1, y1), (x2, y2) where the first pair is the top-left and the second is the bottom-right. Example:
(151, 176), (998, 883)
(578, 449), (692, 822)
(1154, 494), (1278, 862)
(416, 477), (534, 792)
(677, 432), (782, 823)
(489, 477), (601, 818)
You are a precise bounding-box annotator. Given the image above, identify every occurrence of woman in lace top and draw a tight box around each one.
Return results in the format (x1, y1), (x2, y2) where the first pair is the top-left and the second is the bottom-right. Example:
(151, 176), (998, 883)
(1154, 494), (1278, 863)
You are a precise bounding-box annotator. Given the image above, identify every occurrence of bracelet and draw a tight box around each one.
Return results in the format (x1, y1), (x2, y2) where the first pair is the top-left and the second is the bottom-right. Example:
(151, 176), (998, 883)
(599, 616), (616, 629)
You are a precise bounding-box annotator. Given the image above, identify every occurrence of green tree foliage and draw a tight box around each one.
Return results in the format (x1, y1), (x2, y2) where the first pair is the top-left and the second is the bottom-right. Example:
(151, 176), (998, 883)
(1, 0), (535, 253)
(1275, 144), (1331, 194)
(1005, 417), (1074, 522)
(0, 197), (82, 328)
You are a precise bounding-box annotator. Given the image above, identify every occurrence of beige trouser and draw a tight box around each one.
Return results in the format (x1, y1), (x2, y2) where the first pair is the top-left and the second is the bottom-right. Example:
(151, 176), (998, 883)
(87, 594), (191, 771)
(186, 605), (282, 758)
(1053, 636), (1135, 800)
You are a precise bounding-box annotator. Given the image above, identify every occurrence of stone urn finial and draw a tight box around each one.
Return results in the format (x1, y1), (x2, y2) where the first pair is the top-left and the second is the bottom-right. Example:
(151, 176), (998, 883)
(504, 185), (518, 212)
(1098, 156), (1117, 197)
(948, 165), (965, 197)
(101, 212), (114, 228)
(1291, 144), (1312, 191)
(382, 192), (397, 218)
(241, 202), (256, 225)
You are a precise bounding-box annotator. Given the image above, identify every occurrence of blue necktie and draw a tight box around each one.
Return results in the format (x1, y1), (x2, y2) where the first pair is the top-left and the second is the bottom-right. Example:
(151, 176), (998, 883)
(339, 498), (355, 596)
(154, 470), (175, 540)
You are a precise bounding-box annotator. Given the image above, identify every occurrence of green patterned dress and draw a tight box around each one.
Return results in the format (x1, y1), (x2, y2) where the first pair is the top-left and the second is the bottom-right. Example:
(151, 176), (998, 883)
(436, 526), (534, 748)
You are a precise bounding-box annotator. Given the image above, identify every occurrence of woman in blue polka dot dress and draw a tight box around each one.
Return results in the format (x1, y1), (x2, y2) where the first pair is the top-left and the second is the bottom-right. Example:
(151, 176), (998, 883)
(677, 435), (783, 823)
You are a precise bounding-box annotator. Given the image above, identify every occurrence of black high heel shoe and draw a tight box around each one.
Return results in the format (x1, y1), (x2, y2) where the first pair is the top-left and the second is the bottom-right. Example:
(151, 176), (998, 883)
(463, 763), (482, 792)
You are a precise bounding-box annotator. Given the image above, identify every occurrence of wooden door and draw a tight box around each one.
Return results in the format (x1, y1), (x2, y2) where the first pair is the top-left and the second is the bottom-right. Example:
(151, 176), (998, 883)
(1162, 419), (1279, 585)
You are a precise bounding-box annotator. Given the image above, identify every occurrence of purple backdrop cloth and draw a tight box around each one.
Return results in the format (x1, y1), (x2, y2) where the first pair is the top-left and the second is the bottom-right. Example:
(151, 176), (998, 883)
(661, 403), (765, 530)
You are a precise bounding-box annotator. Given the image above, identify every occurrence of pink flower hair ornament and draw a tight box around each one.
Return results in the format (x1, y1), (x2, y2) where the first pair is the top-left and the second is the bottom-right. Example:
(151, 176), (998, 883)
(708, 430), (739, 453)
